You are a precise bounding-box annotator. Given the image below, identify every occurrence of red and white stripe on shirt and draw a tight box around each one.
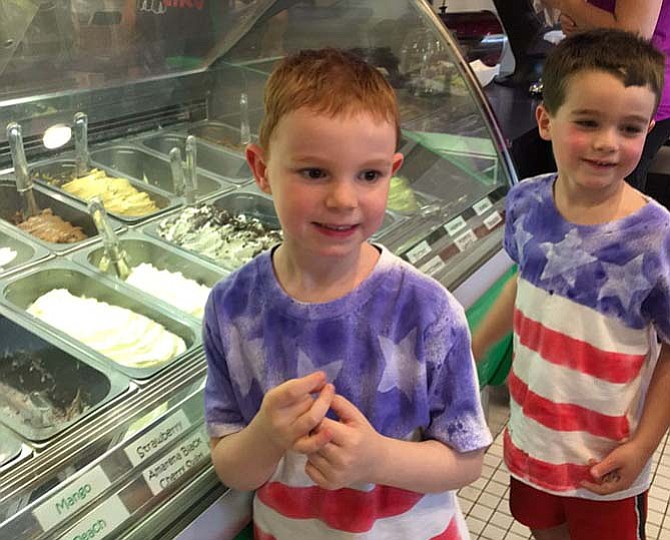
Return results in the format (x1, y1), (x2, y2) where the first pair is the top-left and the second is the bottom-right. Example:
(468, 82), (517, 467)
(505, 278), (659, 500)
(252, 452), (469, 539)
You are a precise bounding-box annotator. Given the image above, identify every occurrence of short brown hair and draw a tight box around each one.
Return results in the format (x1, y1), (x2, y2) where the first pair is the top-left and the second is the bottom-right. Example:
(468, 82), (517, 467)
(542, 29), (665, 115)
(259, 48), (400, 152)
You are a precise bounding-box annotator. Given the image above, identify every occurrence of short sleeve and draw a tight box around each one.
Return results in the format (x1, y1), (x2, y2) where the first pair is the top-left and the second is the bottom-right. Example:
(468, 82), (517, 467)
(503, 188), (520, 264)
(642, 231), (670, 344)
(203, 293), (246, 438)
(423, 302), (493, 452)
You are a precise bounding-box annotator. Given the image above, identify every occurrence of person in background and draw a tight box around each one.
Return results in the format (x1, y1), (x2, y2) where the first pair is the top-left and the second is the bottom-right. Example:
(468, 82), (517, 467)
(204, 48), (491, 538)
(472, 29), (670, 540)
(542, 0), (670, 193)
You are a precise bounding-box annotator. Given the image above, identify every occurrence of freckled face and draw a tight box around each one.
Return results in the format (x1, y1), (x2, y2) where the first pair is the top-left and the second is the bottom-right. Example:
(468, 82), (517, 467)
(254, 108), (403, 262)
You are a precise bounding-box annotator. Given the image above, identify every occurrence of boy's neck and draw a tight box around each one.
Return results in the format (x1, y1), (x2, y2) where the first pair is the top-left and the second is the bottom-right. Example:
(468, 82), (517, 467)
(553, 175), (647, 225)
(271, 242), (381, 303)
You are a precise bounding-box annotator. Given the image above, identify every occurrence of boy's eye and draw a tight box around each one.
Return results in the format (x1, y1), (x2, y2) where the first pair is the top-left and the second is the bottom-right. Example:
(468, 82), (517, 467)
(575, 119), (598, 128)
(621, 125), (644, 135)
(300, 168), (326, 180)
(360, 170), (381, 182)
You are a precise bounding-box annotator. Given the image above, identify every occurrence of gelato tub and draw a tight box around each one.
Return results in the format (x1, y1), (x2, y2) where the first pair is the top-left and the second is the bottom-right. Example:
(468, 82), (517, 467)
(0, 261), (200, 379)
(0, 307), (128, 441)
(145, 191), (281, 271)
(0, 425), (24, 469)
(0, 222), (50, 277)
(31, 160), (174, 224)
(0, 180), (120, 254)
(90, 145), (233, 199)
(187, 121), (255, 154)
(140, 133), (252, 183)
(73, 232), (227, 320)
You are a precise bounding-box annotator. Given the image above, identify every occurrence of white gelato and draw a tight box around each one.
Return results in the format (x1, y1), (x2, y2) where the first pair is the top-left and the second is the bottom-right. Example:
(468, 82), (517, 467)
(0, 247), (17, 271)
(27, 289), (186, 368)
(126, 263), (211, 319)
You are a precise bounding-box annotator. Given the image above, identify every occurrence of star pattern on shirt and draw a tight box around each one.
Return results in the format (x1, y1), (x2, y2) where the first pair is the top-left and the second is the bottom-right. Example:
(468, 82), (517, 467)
(378, 328), (425, 401)
(296, 348), (343, 384)
(597, 254), (651, 311)
(514, 217), (533, 258)
(540, 229), (597, 287)
(225, 320), (266, 396)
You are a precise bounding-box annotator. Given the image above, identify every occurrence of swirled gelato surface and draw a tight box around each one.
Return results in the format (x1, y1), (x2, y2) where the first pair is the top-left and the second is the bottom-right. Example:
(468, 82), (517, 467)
(157, 204), (281, 268)
(61, 169), (160, 216)
(27, 289), (186, 367)
(15, 209), (87, 243)
(126, 263), (211, 319)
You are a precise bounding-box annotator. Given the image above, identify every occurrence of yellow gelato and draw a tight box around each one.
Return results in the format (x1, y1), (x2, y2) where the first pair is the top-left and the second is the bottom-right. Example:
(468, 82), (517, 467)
(388, 176), (419, 214)
(62, 169), (160, 216)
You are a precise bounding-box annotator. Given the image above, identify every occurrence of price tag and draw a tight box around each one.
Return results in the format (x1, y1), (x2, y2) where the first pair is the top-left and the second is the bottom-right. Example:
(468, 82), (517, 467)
(125, 410), (191, 467)
(405, 240), (431, 264)
(454, 229), (478, 252)
(483, 211), (503, 230)
(58, 496), (129, 540)
(33, 466), (111, 530)
(419, 256), (447, 277)
(142, 429), (209, 496)
(473, 197), (493, 216)
(444, 216), (467, 237)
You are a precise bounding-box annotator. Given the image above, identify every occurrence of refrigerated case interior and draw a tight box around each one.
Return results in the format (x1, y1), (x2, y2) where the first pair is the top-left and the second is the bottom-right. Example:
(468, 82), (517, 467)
(0, 1), (515, 539)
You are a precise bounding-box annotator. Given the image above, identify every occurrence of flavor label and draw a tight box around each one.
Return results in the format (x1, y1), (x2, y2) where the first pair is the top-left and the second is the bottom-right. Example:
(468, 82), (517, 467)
(125, 410), (191, 467)
(454, 229), (478, 252)
(445, 216), (467, 237)
(142, 429), (209, 496)
(33, 466), (111, 530)
(58, 496), (129, 540)
(473, 197), (493, 216)
(483, 211), (503, 230)
(420, 256), (447, 277)
(405, 240), (431, 264)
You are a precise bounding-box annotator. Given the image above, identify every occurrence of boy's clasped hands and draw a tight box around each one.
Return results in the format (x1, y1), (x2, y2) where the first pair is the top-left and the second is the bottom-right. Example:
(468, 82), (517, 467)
(256, 370), (383, 490)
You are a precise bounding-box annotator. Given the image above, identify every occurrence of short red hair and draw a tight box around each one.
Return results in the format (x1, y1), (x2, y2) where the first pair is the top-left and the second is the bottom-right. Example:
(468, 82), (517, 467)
(259, 48), (400, 153)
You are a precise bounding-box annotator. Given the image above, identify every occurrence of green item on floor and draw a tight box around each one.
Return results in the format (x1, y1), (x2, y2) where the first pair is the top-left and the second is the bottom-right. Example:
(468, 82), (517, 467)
(466, 266), (516, 388)
(233, 523), (253, 540)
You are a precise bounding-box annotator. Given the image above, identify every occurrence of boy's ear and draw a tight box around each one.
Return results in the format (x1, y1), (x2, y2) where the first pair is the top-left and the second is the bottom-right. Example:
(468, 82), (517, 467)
(536, 104), (553, 141)
(391, 152), (404, 175)
(648, 119), (656, 134)
(246, 143), (271, 194)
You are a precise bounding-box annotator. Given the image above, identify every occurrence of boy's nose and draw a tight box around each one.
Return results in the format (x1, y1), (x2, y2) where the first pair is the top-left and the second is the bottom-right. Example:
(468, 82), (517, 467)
(326, 179), (358, 210)
(593, 128), (618, 151)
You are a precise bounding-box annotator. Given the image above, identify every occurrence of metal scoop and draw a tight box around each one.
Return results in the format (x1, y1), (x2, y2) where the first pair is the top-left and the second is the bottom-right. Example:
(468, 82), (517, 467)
(74, 112), (90, 177)
(240, 92), (251, 147)
(169, 147), (196, 205)
(7, 122), (39, 218)
(185, 135), (199, 192)
(88, 197), (130, 279)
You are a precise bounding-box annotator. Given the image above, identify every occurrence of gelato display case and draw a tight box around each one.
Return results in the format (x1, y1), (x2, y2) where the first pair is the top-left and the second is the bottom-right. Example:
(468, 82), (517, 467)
(0, 1), (517, 539)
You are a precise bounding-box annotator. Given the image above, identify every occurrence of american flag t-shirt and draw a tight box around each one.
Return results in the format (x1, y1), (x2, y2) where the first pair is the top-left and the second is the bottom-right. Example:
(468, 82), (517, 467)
(204, 246), (492, 539)
(504, 173), (670, 500)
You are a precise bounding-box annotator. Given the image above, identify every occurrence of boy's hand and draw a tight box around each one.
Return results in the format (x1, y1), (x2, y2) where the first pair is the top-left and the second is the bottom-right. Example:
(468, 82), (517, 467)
(580, 441), (649, 495)
(304, 394), (384, 490)
(256, 371), (335, 454)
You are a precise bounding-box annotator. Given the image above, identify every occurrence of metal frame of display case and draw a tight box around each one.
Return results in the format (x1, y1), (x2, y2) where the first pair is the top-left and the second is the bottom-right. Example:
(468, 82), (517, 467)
(0, 1), (518, 538)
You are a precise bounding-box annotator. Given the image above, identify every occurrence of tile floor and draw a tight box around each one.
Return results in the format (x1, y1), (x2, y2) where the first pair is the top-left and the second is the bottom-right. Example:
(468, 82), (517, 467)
(460, 388), (670, 540)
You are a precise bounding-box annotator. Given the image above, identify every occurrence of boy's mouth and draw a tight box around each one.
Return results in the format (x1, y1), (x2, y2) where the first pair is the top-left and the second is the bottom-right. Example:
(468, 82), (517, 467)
(583, 158), (616, 168)
(314, 222), (358, 232)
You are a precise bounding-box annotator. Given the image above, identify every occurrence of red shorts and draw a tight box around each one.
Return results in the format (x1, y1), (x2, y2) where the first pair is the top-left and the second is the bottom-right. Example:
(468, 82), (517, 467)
(509, 477), (647, 540)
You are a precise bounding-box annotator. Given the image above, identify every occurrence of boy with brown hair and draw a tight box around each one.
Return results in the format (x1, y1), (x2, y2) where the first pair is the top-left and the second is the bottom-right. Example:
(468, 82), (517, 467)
(473, 29), (670, 540)
(204, 48), (492, 539)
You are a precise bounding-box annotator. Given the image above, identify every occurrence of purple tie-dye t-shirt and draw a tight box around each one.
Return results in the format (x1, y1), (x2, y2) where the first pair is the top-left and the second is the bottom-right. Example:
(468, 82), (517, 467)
(203, 246), (491, 453)
(586, 0), (670, 120)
